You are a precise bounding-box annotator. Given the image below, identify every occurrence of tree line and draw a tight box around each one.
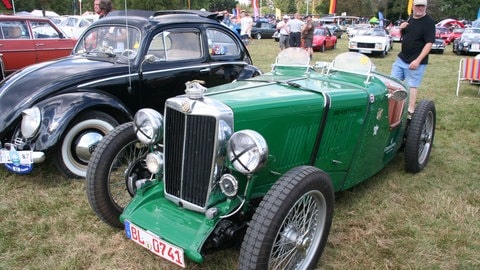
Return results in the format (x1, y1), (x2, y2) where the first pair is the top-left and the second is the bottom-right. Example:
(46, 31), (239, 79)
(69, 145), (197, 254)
(3, 0), (480, 23)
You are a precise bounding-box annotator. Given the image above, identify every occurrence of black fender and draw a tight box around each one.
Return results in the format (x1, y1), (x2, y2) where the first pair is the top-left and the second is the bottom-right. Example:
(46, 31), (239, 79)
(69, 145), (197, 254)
(31, 91), (133, 152)
(237, 64), (262, 80)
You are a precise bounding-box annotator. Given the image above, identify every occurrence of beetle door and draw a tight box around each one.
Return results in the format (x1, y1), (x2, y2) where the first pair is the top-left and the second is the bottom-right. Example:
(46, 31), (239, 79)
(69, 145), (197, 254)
(205, 27), (249, 86)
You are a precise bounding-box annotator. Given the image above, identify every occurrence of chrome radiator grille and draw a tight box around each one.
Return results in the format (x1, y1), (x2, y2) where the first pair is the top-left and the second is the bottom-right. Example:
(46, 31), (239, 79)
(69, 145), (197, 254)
(164, 106), (217, 209)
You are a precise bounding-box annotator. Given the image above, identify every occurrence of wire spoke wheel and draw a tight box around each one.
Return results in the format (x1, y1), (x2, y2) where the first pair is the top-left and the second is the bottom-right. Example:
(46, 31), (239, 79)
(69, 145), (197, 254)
(269, 190), (326, 269)
(239, 166), (334, 270)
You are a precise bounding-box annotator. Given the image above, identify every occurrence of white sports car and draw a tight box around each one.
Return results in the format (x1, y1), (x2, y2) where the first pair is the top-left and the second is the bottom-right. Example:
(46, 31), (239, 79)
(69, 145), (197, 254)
(348, 27), (393, 57)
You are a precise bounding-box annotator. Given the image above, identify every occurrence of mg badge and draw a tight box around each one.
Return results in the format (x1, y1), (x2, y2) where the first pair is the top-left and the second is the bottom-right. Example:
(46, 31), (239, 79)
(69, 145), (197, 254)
(181, 101), (190, 112)
(377, 108), (383, 120)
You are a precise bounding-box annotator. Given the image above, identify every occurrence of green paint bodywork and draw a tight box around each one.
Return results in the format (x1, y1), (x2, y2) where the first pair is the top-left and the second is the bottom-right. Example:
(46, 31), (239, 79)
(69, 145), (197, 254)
(120, 60), (409, 265)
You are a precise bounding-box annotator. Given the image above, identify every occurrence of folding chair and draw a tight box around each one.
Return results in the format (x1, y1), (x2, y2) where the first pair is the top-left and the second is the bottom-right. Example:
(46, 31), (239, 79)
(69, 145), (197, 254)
(456, 57), (480, 96)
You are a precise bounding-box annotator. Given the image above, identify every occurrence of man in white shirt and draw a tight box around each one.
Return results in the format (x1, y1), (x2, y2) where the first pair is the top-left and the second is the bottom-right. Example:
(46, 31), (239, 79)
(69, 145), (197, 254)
(276, 15), (290, 51)
(287, 13), (304, 47)
(240, 11), (253, 47)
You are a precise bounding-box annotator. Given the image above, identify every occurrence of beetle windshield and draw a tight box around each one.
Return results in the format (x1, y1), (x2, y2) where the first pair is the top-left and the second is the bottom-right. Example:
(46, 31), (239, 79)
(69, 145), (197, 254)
(74, 25), (141, 60)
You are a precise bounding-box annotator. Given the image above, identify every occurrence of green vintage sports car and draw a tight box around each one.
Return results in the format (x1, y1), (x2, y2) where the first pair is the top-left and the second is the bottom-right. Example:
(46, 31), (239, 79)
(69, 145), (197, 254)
(86, 48), (436, 268)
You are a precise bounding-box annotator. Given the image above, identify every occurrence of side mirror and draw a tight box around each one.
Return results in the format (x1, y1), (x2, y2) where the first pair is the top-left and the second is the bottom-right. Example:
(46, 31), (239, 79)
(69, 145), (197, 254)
(143, 54), (156, 64)
(139, 54), (156, 80)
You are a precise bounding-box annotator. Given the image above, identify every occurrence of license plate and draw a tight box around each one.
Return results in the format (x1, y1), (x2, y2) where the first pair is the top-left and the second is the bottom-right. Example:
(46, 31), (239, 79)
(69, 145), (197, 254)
(0, 149), (33, 164)
(472, 43), (480, 51)
(359, 49), (371, 54)
(125, 220), (186, 268)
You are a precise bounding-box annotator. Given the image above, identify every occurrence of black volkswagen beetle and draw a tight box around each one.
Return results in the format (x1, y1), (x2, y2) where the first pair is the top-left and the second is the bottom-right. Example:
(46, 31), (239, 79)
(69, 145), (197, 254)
(0, 10), (260, 178)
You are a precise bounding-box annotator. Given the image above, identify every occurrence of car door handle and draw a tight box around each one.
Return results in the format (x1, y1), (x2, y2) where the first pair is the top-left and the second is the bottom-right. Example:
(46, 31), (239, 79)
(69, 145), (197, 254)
(35, 43), (46, 46)
(200, 68), (210, 73)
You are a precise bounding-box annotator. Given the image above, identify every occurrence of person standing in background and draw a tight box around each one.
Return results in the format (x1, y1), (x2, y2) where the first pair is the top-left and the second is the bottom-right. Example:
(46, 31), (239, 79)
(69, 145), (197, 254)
(240, 11), (253, 47)
(390, 0), (435, 116)
(276, 15), (290, 51)
(302, 15), (314, 59)
(287, 13), (304, 47)
(98, 0), (113, 19)
(94, 0), (101, 16)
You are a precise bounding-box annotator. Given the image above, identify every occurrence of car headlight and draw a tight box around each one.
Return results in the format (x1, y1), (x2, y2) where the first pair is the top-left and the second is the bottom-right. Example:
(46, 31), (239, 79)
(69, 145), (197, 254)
(227, 130), (268, 174)
(21, 107), (41, 139)
(145, 151), (164, 174)
(133, 108), (163, 145)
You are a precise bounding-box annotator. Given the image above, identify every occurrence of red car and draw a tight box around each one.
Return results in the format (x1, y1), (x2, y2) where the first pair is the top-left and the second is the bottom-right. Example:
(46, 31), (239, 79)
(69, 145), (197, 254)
(446, 27), (464, 45)
(312, 27), (337, 52)
(435, 26), (451, 43)
(0, 15), (76, 75)
(389, 25), (402, 42)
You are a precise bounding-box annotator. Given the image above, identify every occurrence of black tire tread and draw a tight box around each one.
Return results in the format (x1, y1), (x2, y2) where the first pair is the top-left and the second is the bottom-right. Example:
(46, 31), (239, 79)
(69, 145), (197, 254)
(86, 122), (135, 229)
(238, 166), (334, 270)
(405, 100), (436, 173)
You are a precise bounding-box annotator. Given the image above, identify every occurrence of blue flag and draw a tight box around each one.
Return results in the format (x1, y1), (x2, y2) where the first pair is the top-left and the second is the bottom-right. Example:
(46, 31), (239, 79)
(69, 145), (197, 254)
(378, 11), (384, 27)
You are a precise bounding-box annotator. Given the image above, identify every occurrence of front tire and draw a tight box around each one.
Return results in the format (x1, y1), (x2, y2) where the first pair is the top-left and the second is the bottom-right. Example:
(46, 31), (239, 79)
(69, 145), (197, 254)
(239, 166), (334, 269)
(55, 110), (118, 178)
(405, 100), (436, 173)
(380, 48), (386, 58)
(86, 122), (151, 229)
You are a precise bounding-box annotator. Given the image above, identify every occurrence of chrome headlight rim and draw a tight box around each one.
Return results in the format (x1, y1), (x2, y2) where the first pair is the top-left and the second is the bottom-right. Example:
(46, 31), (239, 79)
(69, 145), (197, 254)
(133, 108), (164, 145)
(21, 107), (41, 139)
(227, 129), (268, 175)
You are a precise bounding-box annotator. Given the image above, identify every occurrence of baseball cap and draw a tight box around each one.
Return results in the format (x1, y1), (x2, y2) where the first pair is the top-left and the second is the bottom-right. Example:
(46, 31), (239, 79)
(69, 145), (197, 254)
(413, 0), (427, 5)
(283, 15), (289, 19)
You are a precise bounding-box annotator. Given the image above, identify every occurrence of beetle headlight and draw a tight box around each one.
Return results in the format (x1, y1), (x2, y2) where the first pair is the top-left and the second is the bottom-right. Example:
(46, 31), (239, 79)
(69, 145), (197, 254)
(133, 109), (163, 145)
(145, 151), (164, 174)
(227, 130), (268, 174)
(21, 107), (41, 139)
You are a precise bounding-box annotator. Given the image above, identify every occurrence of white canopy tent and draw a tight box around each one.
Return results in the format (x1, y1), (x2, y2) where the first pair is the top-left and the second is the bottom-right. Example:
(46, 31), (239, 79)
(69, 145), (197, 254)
(30, 9), (60, 18)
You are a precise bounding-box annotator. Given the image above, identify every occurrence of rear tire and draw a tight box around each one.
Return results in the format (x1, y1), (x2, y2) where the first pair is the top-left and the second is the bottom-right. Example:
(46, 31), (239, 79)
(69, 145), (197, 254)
(239, 166), (334, 269)
(405, 100), (436, 173)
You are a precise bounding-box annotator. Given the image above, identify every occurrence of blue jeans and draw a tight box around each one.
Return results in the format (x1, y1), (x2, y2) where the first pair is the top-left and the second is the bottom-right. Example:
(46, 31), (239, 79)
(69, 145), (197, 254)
(391, 57), (427, 88)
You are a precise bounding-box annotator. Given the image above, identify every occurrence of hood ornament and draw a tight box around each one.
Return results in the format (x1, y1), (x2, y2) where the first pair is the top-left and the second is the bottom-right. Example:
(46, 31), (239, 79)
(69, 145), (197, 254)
(185, 80), (206, 100)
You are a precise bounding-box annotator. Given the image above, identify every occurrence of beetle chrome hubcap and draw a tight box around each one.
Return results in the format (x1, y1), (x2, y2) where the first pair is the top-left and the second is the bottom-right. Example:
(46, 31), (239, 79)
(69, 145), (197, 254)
(74, 131), (103, 163)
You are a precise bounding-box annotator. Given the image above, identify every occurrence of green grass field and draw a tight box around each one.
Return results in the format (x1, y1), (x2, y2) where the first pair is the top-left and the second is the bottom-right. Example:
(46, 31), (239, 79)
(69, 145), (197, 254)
(1, 37), (479, 269)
